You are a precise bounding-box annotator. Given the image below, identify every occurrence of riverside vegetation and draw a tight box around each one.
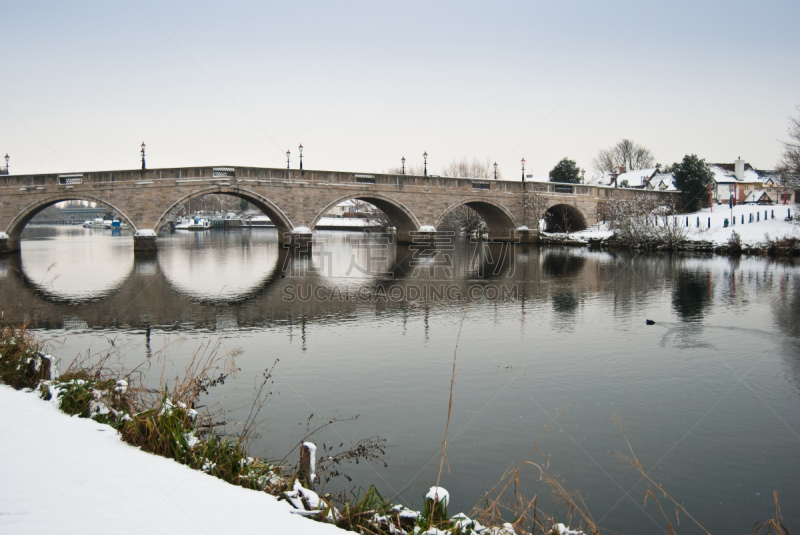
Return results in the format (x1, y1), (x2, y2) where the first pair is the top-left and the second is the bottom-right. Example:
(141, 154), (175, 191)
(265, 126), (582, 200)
(0, 321), (791, 535)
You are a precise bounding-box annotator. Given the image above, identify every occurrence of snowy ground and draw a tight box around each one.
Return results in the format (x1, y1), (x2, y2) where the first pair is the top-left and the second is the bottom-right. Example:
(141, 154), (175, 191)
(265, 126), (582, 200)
(549, 204), (800, 247)
(683, 203), (798, 246)
(0, 384), (346, 535)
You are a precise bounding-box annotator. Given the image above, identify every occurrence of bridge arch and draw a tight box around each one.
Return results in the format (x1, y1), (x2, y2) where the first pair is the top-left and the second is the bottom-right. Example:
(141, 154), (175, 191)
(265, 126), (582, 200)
(542, 204), (587, 233)
(153, 187), (293, 233)
(310, 193), (420, 233)
(436, 198), (517, 234)
(6, 195), (137, 238)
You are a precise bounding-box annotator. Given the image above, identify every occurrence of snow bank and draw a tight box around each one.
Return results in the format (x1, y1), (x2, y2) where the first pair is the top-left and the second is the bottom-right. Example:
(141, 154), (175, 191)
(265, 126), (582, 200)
(681, 204), (799, 246)
(0, 384), (345, 535)
(555, 204), (799, 248)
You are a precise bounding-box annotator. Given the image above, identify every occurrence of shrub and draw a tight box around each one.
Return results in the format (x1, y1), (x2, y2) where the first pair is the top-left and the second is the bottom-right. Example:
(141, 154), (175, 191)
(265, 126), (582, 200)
(603, 197), (686, 249)
(0, 325), (51, 390)
(728, 231), (743, 256)
(765, 235), (800, 257)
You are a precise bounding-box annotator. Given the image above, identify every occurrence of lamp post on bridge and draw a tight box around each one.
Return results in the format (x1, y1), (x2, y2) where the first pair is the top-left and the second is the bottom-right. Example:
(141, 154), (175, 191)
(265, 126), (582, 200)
(401, 156), (405, 175)
(298, 143), (303, 170)
(521, 157), (526, 182)
(494, 161), (498, 179)
(140, 142), (146, 170)
(286, 149), (290, 169)
(423, 151), (428, 177)
(4, 154), (8, 175)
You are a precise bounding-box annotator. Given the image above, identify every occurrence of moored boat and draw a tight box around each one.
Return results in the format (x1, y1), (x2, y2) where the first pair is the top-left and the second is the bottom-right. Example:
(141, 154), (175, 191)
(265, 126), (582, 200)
(187, 217), (212, 230)
(248, 215), (274, 228)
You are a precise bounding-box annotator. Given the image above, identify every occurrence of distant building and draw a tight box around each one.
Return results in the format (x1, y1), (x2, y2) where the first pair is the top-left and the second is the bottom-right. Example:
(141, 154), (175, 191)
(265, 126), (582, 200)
(645, 172), (677, 191)
(326, 199), (359, 217)
(743, 190), (773, 204)
(708, 158), (783, 204)
(615, 167), (660, 189)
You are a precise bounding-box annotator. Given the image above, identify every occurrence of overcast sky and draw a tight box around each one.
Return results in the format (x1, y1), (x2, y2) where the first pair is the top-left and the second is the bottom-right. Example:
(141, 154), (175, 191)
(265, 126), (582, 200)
(2, 1), (799, 179)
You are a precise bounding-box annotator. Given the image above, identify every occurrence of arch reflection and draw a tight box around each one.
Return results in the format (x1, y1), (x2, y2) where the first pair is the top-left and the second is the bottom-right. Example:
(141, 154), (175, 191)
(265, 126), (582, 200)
(18, 228), (134, 303)
(157, 230), (286, 304)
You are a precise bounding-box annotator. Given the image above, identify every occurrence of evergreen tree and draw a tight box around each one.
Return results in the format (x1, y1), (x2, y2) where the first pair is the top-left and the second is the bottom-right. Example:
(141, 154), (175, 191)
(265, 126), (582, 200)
(672, 154), (713, 212)
(549, 157), (582, 184)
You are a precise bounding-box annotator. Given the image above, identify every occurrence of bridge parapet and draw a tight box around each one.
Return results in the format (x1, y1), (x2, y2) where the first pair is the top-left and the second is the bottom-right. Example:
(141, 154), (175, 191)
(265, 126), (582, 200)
(1, 165), (673, 201)
(0, 165), (685, 254)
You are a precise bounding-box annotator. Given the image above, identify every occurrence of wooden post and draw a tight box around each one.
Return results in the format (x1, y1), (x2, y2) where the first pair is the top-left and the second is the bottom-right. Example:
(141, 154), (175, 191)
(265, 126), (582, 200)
(300, 443), (315, 491)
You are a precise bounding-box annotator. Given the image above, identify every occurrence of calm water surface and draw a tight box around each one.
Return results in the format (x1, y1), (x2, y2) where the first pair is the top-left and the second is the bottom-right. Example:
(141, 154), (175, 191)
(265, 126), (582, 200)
(3, 226), (799, 534)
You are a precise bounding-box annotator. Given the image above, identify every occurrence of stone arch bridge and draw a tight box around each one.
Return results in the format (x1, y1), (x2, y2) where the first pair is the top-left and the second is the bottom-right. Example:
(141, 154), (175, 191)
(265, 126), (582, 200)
(0, 165), (681, 253)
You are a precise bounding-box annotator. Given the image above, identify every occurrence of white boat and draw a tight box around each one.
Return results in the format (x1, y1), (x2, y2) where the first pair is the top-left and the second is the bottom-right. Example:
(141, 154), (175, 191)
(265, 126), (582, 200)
(187, 217), (211, 230)
(248, 215), (274, 227)
(174, 218), (191, 230)
(83, 217), (104, 228)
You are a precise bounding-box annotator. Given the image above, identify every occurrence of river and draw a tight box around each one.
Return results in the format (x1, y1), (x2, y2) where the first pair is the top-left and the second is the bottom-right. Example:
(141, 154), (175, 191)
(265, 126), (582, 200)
(2, 225), (799, 534)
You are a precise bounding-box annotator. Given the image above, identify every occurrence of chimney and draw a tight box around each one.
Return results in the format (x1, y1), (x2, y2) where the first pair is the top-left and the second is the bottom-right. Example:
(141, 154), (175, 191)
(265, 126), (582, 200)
(734, 157), (744, 181)
(616, 166), (626, 175)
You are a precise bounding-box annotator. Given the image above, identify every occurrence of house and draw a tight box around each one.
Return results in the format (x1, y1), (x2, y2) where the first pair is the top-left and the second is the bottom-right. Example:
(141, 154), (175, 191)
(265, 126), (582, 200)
(707, 158), (781, 204)
(743, 190), (773, 204)
(645, 172), (677, 191)
(326, 199), (359, 217)
(615, 168), (660, 189)
(587, 172), (616, 187)
(587, 166), (659, 188)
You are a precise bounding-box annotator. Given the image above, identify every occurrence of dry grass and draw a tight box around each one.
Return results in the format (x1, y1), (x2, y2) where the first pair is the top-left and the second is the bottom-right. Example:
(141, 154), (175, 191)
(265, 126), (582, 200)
(750, 491), (790, 535)
(613, 413), (711, 535)
(0, 323), (50, 389)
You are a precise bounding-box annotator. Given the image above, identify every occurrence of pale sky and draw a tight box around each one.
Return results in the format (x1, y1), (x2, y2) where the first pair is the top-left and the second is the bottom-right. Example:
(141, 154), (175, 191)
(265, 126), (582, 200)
(2, 1), (799, 179)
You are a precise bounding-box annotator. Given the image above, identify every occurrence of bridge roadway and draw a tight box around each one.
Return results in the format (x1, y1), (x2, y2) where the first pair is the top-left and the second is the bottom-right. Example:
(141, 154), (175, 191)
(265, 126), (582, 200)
(0, 165), (680, 253)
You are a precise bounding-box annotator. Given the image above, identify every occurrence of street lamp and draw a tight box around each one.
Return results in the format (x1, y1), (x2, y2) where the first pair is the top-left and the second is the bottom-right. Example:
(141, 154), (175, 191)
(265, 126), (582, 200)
(423, 151), (428, 177)
(581, 169), (585, 184)
(494, 161), (498, 180)
(298, 143), (303, 170)
(521, 157), (526, 182)
(140, 142), (146, 170)
(4, 154), (8, 174)
(401, 156), (406, 175)
(286, 149), (290, 169)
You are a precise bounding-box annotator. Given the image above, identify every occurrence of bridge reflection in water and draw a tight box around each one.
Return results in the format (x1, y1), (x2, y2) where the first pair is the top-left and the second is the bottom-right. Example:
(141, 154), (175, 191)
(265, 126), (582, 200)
(4, 228), (573, 330)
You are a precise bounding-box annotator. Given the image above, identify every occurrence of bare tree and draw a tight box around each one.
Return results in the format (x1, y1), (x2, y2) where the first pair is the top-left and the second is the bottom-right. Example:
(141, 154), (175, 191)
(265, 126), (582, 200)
(385, 164), (426, 176)
(438, 205), (484, 233)
(777, 105), (800, 191)
(387, 156), (500, 178)
(441, 157), (501, 179)
(603, 195), (686, 249)
(592, 139), (656, 173)
(519, 183), (550, 230)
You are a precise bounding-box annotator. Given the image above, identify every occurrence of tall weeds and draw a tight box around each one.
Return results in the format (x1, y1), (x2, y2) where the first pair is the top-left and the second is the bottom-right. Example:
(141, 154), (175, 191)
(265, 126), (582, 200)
(0, 323), (50, 389)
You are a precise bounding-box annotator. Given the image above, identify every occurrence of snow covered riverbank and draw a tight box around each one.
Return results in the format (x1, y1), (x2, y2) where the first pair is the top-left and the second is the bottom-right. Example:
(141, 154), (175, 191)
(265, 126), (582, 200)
(545, 203), (799, 249)
(0, 384), (345, 535)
